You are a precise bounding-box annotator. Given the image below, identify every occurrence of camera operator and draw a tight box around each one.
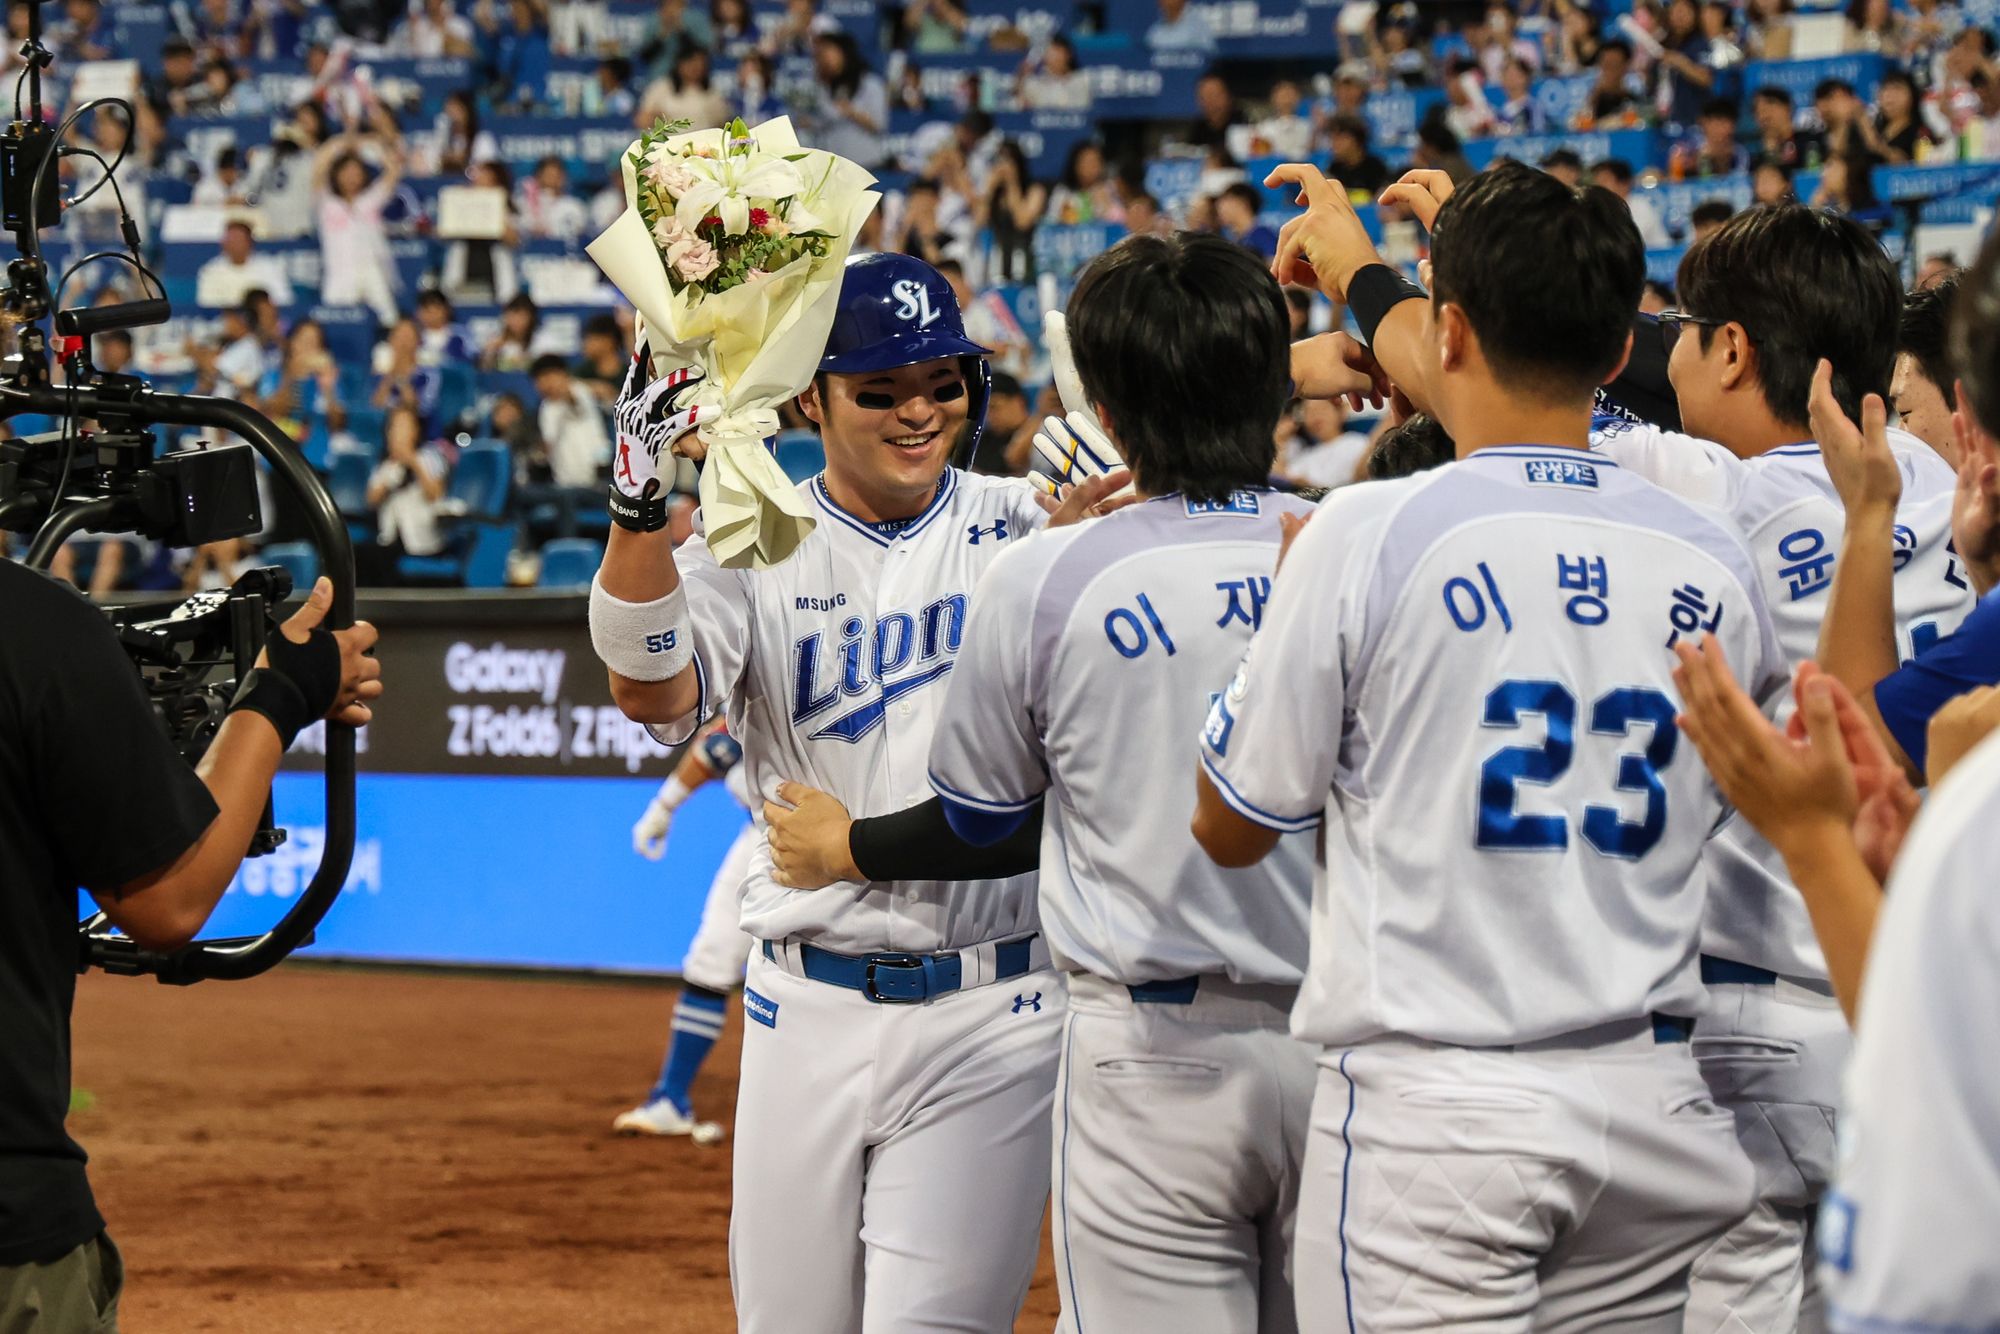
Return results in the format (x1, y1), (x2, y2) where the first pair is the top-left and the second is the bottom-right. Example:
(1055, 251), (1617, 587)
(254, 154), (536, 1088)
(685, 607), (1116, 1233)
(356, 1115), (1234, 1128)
(0, 570), (379, 1328)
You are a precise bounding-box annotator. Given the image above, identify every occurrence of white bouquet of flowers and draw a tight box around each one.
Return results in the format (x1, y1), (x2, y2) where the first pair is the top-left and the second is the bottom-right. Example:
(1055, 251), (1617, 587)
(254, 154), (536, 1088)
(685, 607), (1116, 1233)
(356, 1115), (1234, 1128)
(587, 115), (880, 569)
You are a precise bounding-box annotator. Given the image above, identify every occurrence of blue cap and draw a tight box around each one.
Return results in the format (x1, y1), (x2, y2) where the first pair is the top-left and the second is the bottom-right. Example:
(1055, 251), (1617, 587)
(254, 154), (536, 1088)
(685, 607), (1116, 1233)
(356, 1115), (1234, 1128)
(819, 252), (991, 374)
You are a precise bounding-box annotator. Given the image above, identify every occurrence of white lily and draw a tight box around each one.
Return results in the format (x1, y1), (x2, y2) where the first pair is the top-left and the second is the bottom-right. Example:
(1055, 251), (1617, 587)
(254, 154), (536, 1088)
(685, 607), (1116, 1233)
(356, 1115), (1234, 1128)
(674, 148), (805, 237)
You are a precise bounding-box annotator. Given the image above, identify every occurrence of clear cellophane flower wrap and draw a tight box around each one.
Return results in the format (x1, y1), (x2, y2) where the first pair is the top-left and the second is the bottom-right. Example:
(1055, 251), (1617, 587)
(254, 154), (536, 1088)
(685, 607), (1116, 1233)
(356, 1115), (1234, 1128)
(587, 115), (880, 569)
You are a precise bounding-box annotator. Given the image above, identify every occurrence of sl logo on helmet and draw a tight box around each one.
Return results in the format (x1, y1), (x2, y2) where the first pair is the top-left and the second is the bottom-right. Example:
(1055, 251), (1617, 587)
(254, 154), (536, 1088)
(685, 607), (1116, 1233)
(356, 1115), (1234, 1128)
(891, 279), (942, 328)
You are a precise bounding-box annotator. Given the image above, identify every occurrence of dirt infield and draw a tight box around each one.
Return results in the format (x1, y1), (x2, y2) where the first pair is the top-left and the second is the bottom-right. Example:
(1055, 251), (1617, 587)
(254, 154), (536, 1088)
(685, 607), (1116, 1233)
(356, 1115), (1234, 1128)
(71, 965), (1061, 1333)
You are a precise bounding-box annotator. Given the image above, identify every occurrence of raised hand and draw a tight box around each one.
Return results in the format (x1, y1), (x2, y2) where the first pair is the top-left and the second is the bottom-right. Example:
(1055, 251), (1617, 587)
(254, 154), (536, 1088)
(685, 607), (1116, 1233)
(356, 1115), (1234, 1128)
(1807, 358), (1900, 520)
(1377, 169), (1457, 231)
(1264, 163), (1384, 303)
(1950, 439), (2000, 597)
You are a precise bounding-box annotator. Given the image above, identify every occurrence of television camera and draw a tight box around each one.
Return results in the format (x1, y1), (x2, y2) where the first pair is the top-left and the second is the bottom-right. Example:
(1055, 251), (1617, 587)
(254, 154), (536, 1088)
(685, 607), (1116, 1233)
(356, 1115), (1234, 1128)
(0, 0), (357, 983)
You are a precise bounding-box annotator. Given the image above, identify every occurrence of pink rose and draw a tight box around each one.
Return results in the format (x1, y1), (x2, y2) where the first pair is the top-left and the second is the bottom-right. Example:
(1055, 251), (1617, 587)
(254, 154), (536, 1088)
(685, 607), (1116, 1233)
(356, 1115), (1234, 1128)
(650, 214), (689, 251)
(643, 155), (698, 198)
(670, 234), (720, 283)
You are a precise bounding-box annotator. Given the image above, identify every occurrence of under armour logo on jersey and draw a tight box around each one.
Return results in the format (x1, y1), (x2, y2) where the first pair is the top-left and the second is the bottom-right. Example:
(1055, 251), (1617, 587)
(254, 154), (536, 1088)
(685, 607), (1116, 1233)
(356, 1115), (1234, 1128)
(891, 279), (942, 327)
(968, 519), (1009, 545)
(1011, 992), (1042, 1013)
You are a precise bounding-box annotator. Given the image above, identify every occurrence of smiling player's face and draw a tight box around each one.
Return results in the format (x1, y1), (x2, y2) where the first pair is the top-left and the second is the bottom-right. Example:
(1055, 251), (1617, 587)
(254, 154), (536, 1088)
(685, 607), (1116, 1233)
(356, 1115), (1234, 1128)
(805, 358), (971, 517)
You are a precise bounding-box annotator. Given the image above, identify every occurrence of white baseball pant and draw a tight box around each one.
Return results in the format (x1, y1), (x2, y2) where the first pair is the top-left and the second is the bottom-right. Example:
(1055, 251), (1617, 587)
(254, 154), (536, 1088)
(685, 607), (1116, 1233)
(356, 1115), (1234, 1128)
(1053, 972), (1316, 1334)
(1685, 974), (1847, 1334)
(729, 944), (1063, 1334)
(680, 821), (757, 993)
(1295, 1025), (1756, 1332)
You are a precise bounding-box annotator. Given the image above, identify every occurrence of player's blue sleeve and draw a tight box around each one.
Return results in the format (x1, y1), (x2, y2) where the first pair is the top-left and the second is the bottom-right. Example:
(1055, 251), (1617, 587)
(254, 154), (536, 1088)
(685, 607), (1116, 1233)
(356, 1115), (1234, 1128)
(937, 795), (1030, 846)
(1874, 589), (2000, 772)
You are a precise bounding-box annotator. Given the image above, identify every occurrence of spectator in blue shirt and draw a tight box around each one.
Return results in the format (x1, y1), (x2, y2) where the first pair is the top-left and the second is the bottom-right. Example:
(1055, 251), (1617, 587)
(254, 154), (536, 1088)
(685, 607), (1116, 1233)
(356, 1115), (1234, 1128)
(1146, 0), (1216, 55)
(1494, 56), (1545, 135)
(1655, 0), (1719, 132)
(372, 318), (442, 430)
(493, 0), (552, 111)
(1214, 183), (1278, 260)
(414, 290), (475, 368)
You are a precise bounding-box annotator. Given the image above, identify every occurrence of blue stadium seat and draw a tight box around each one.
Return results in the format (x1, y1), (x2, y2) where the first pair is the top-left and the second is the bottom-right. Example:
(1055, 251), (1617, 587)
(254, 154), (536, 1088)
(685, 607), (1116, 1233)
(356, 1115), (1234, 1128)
(480, 372), (538, 416)
(460, 521), (519, 589)
(395, 551), (463, 584)
(537, 537), (603, 589)
(311, 307), (379, 366)
(327, 451), (374, 516)
(434, 362), (478, 432)
(342, 407), (386, 457)
(337, 363), (377, 411)
(258, 541), (320, 591)
(296, 421), (332, 472)
(774, 430), (825, 483)
(448, 441), (511, 517)
(149, 177), (196, 209)
(161, 274), (199, 311)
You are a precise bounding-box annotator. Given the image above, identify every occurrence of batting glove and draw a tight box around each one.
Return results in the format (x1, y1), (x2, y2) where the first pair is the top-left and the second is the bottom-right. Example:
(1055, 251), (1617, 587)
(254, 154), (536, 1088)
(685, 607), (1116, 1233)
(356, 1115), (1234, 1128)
(612, 348), (709, 509)
(1031, 413), (1128, 498)
(633, 798), (674, 860)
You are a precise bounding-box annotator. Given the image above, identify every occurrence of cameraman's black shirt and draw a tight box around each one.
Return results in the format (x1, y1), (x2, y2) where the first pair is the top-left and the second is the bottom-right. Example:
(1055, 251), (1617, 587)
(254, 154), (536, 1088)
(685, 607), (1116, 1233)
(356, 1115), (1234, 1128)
(0, 562), (218, 1263)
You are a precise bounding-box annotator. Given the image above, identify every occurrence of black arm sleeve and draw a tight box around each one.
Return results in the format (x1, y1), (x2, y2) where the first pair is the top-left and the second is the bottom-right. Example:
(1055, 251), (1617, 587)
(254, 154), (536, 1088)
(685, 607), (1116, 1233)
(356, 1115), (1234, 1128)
(847, 796), (1044, 883)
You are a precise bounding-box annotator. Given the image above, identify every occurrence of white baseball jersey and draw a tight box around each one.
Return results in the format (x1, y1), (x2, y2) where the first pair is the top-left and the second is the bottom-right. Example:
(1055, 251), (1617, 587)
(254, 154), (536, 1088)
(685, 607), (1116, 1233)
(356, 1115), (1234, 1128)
(1202, 446), (1786, 1048)
(1821, 729), (2000, 1329)
(928, 489), (1318, 987)
(1591, 419), (1974, 979)
(660, 467), (1050, 954)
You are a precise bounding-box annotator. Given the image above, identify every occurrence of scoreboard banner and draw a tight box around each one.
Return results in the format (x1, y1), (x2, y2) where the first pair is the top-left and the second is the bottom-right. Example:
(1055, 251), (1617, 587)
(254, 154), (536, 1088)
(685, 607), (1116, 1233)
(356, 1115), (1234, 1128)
(282, 592), (676, 778)
(198, 593), (744, 973)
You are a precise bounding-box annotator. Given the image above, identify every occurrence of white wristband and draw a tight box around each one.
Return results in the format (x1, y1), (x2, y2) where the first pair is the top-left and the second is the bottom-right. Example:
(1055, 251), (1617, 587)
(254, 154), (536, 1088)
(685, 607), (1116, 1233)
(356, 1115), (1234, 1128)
(657, 774), (695, 812)
(589, 575), (694, 682)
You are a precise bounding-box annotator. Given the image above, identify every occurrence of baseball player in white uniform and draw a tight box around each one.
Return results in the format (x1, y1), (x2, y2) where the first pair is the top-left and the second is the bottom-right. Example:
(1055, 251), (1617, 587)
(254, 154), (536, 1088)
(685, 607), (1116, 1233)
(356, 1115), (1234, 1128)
(923, 235), (1325, 1333)
(1819, 726), (2000, 1330)
(592, 253), (1081, 1333)
(1195, 160), (1776, 1329)
(1581, 207), (1975, 1330)
(1338, 174), (1980, 1330)
(615, 719), (755, 1143)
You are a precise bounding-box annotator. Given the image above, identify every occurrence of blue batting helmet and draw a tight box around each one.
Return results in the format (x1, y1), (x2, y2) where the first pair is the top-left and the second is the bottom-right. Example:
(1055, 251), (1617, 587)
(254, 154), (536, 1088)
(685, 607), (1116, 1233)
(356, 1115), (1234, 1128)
(819, 252), (993, 463)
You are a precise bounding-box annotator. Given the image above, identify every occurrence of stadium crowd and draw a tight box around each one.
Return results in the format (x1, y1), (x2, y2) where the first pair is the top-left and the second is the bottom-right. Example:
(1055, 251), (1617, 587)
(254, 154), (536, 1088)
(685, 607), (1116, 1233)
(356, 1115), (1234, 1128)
(2, 0), (1996, 590)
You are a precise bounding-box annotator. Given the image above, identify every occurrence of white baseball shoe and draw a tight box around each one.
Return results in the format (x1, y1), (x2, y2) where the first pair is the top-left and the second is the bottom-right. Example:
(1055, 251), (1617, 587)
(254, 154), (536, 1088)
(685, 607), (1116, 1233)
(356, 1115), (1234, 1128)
(612, 1098), (726, 1145)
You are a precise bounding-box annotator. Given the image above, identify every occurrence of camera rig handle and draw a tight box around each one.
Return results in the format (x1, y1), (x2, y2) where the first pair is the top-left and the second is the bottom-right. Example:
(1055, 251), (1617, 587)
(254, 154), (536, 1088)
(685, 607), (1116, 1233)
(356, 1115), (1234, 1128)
(0, 378), (358, 984)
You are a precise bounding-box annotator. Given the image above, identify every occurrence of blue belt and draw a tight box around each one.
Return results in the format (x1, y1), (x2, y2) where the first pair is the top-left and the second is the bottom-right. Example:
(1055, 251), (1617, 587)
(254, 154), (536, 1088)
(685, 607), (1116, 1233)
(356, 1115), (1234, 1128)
(1652, 1013), (1694, 1044)
(764, 936), (1039, 1004)
(1128, 976), (1201, 1004)
(1701, 955), (1781, 988)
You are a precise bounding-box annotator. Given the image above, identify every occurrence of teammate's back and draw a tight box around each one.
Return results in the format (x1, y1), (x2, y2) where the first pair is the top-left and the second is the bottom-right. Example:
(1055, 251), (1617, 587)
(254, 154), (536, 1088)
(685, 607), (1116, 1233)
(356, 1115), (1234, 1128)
(929, 231), (1329, 1334)
(1194, 160), (1768, 1329)
(1206, 446), (1784, 1047)
(933, 488), (1318, 986)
